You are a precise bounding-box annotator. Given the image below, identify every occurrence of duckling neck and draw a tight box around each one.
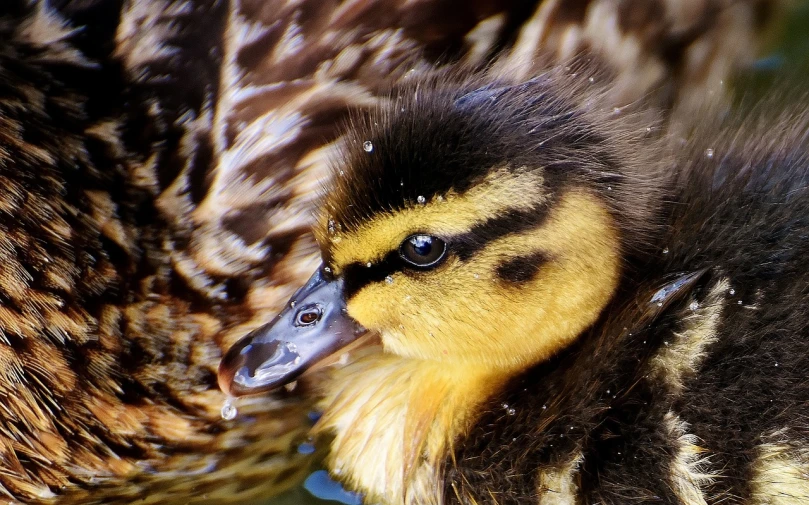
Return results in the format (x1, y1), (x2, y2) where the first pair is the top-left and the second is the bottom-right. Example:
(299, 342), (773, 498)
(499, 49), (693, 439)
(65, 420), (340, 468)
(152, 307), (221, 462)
(315, 353), (504, 505)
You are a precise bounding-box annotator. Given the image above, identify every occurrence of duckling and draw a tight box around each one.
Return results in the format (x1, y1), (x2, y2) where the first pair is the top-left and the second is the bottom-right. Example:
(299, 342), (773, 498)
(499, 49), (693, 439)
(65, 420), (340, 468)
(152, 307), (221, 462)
(0, 0), (783, 503)
(220, 66), (809, 505)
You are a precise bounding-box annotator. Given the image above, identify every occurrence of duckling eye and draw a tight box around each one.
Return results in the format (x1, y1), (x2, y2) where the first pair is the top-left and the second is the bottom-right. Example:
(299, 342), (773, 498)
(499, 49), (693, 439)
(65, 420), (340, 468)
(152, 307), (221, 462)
(400, 235), (447, 269)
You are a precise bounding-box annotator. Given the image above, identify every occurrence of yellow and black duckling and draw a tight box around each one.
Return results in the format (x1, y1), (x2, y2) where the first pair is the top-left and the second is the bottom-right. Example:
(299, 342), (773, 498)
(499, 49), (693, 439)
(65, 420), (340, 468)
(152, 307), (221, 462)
(220, 67), (809, 505)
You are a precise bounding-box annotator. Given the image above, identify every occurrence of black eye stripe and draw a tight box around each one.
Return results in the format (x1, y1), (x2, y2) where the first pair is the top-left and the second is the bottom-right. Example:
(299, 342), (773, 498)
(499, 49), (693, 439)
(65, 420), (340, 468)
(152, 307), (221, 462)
(343, 250), (404, 300)
(454, 206), (551, 261)
(342, 234), (448, 299)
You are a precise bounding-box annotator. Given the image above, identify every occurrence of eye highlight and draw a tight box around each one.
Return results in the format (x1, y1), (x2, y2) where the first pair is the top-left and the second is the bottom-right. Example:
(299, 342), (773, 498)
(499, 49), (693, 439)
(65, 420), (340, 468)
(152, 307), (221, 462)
(399, 234), (447, 269)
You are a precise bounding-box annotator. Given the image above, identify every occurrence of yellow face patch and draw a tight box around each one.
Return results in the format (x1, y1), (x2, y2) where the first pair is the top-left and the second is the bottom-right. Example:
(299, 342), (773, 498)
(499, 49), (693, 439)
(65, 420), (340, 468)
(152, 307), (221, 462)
(326, 183), (622, 373)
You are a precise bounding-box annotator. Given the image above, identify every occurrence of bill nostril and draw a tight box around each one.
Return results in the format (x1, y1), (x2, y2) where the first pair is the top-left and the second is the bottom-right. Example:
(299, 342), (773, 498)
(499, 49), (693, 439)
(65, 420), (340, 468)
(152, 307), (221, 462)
(295, 306), (322, 326)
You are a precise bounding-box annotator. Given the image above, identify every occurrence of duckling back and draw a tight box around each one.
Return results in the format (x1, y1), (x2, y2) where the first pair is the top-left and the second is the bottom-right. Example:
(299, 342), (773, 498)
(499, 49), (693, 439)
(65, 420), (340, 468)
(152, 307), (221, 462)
(446, 98), (809, 505)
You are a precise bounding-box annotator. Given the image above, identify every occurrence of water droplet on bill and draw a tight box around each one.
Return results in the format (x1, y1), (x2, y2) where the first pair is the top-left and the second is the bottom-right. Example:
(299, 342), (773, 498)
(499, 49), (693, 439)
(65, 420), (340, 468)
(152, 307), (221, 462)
(417, 195), (426, 204)
(221, 399), (237, 421)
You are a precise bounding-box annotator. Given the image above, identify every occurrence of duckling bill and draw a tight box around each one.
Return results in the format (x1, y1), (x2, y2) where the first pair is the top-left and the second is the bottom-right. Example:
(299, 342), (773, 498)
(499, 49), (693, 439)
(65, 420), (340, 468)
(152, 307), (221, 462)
(220, 69), (809, 505)
(219, 271), (365, 395)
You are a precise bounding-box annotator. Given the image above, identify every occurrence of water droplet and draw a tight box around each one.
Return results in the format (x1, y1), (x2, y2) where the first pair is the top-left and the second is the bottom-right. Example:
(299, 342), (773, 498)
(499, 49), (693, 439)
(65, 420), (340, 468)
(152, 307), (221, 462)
(328, 219), (336, 234)
(657, 302), (663, 307)
(385, 276), (394, 284)
(663, 341), (669, 346)
(588, 77), (594, 83)
(297, 442), (316, 455)
(606, 389), (611, 394)
(338, 170), (345, 176)
(607, 186), (612, 191)
(689, 301), (699, 311)
(366, 262), (372, 268)
(737, 300), (743, 305)
(363, 141), (373, 152)
(542, 405), (547, 410)
(324, 266), (332, 274)
(473, 273), (480, 279)
(400, 180), (404, 187)
(286, 342), (298, 353)
(221, 399), (237, 421)
(662, 247), (669, 254)
(290, 301), (297, 308)
(775, 362), (779, 367)
(417, 195), (426, 204)
(705, 148), (714, 159)
(729, 288), (736, 296)
(507, 408), (516, 416)
(293, 356), (301, 365)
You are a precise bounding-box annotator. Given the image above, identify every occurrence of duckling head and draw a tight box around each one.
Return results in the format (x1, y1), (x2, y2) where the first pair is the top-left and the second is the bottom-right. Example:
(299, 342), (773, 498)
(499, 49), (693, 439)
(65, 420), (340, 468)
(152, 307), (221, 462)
(220, 72), (664, 392)
(218, 71), (666, 502)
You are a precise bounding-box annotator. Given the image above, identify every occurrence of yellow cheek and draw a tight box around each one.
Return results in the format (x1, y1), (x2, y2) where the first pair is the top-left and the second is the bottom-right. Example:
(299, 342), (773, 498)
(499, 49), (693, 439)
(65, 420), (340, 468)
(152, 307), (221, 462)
(345, 192), (621, 372)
